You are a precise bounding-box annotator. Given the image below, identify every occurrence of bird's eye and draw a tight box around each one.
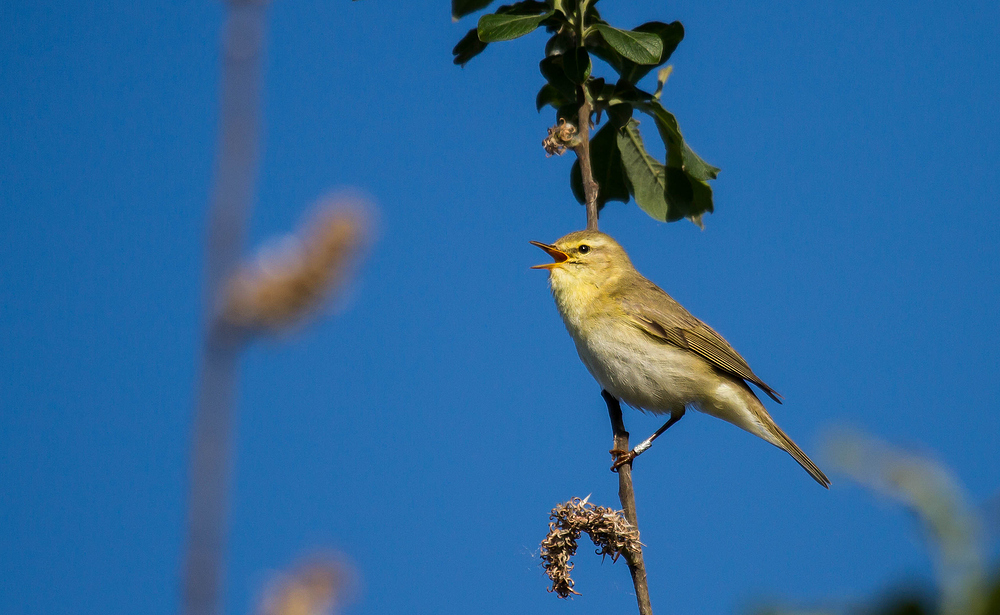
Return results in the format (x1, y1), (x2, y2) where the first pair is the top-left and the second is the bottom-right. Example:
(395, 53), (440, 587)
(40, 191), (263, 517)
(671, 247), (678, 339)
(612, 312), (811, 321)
(578, 244), (590, 254)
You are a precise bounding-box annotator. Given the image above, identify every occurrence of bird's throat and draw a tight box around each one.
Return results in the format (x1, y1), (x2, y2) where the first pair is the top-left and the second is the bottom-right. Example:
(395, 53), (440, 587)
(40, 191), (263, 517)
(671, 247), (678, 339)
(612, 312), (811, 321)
(548, 269), (609, 334)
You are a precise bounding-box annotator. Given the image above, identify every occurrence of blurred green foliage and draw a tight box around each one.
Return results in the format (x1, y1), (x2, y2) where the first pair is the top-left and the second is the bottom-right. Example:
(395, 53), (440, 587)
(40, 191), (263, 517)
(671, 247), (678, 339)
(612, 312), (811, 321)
(763, 432), (1000, 615)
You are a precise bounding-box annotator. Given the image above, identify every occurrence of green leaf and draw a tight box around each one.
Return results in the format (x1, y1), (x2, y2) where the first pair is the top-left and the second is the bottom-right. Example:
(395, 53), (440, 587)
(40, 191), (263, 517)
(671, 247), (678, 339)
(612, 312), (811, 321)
(652, 65), (672, 99)
(617, 119), (670, 221)
(606, 102), (633, 128)
(555, 103), (579, 124)
(454, 2), (553, 64)
(535, 83), (569, 112)
(585, 2), (602, 21)
(685, 177), (713, 229)
(592, 23), (662, 65)
(618, 21), (684, 83)
(562, 48), (591, 85)
(494, 0), (552, 15)
(665, 166), (695, 217)
(571, 121), (630, 209)
(539, 56), (578, 99)
(639, 100), (720, 180)
(478, 9), (554, 42)
(608, 78), (654, 106)
(544, 31), (575, 57)
(452, 27), (489, 66)
(452, 0), (496, 20)
(617, 119), (712, 226)
(644, 102), (718, 224)
(551, 0), (574, 18)
(586, 38), (624, 76)
(539, 7), (568, 33)
(586, 77), (614, 105)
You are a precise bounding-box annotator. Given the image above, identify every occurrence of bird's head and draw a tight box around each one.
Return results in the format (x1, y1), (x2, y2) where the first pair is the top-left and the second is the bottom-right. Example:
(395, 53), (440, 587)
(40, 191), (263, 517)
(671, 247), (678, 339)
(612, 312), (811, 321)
(530, 230), (633, 291)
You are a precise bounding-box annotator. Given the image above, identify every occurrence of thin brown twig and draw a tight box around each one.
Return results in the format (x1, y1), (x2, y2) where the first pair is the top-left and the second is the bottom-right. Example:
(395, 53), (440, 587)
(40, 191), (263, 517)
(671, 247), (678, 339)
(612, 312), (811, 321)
(572, 91), (600, 231)
(603, 390), (654, 615)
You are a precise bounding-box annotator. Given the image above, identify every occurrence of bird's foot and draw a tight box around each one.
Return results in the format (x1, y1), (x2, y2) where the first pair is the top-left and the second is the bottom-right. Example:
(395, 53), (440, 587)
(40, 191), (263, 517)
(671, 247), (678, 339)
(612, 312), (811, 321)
(610, 448), (636, 472)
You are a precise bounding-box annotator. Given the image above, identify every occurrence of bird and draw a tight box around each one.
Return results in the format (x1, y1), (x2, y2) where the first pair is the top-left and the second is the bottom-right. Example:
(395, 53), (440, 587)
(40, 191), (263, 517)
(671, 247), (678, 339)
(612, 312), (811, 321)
(531, 229), (830, 488)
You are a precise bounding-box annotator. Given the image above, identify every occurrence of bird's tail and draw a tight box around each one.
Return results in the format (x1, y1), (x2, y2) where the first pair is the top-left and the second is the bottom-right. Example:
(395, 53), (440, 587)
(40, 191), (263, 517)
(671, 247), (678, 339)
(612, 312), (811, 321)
(760, 414), (830, 488)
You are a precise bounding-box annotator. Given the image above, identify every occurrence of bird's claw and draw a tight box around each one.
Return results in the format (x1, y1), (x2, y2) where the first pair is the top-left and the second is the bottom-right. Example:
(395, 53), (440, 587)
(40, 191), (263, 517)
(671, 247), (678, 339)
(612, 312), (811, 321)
(610, 448), (636, 472)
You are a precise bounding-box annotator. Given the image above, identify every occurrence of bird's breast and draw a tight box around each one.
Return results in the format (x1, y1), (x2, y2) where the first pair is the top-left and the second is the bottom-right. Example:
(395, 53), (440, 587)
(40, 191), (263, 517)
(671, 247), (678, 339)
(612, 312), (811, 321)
(551, 290), (714, 414)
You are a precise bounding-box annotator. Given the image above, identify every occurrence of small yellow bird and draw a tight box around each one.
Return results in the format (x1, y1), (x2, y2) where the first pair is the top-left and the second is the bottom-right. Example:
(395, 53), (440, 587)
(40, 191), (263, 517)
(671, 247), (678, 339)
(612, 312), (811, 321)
(531, 230), (830, 488)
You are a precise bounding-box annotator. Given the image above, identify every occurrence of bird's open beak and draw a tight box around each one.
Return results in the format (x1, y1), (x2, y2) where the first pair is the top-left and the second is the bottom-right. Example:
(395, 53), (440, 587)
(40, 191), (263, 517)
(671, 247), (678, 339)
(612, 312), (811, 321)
(529, 241), (569, 269)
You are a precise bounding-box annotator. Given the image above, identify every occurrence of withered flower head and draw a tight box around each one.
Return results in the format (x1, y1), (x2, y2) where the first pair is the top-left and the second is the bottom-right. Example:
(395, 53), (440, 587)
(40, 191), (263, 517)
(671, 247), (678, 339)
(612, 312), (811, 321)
(540, 496), (642, 598)
(543, 119), (580, 157)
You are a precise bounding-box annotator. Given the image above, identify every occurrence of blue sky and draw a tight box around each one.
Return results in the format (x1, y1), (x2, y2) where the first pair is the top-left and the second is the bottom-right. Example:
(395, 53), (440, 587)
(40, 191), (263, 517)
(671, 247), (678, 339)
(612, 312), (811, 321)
(2, 1), (999, 614)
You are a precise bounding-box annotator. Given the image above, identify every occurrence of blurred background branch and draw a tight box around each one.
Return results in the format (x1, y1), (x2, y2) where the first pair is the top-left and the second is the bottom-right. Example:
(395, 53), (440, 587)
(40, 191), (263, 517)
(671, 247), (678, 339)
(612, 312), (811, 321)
(181, 3), (368, 615)
(829, 431), (988, 615)
(760, 431), (999, 615)
(183, 3), (269, 613)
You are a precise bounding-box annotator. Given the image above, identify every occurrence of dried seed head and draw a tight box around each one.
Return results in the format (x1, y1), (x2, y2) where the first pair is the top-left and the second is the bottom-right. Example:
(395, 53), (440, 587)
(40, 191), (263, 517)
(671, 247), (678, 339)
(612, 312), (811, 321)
(259, 559), (350, 615)
(543, 119), (580, 157)
(222, 198), (370, 332)
(540, 497), (642, 598)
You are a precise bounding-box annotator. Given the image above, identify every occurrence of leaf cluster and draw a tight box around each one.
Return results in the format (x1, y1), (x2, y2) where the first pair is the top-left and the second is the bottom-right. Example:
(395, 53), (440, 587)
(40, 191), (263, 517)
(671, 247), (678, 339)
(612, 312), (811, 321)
(452, 0), (719, 226)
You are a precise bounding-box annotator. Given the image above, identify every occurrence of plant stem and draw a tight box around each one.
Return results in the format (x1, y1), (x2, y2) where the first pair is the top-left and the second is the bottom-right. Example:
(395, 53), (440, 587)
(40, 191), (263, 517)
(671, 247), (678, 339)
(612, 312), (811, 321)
(182, 2), (267, 615)
(572, 0), (600, 231)
(184, 328), (240, 615)
(603, 390), (654, 615)
(573, 93), (600, 231)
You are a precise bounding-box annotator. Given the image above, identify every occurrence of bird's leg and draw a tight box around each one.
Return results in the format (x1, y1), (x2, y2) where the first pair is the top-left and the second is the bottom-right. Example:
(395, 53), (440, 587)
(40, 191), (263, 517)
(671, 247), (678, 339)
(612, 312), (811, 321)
(611, 409), (686, 471)
(603, 389), (628, 439)
(603, 390), (633, 470)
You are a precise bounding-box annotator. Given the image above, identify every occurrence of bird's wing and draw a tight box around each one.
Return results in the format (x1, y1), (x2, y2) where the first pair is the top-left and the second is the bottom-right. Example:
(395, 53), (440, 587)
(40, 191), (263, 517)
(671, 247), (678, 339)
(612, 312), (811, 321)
(617, 279), (783, 403)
